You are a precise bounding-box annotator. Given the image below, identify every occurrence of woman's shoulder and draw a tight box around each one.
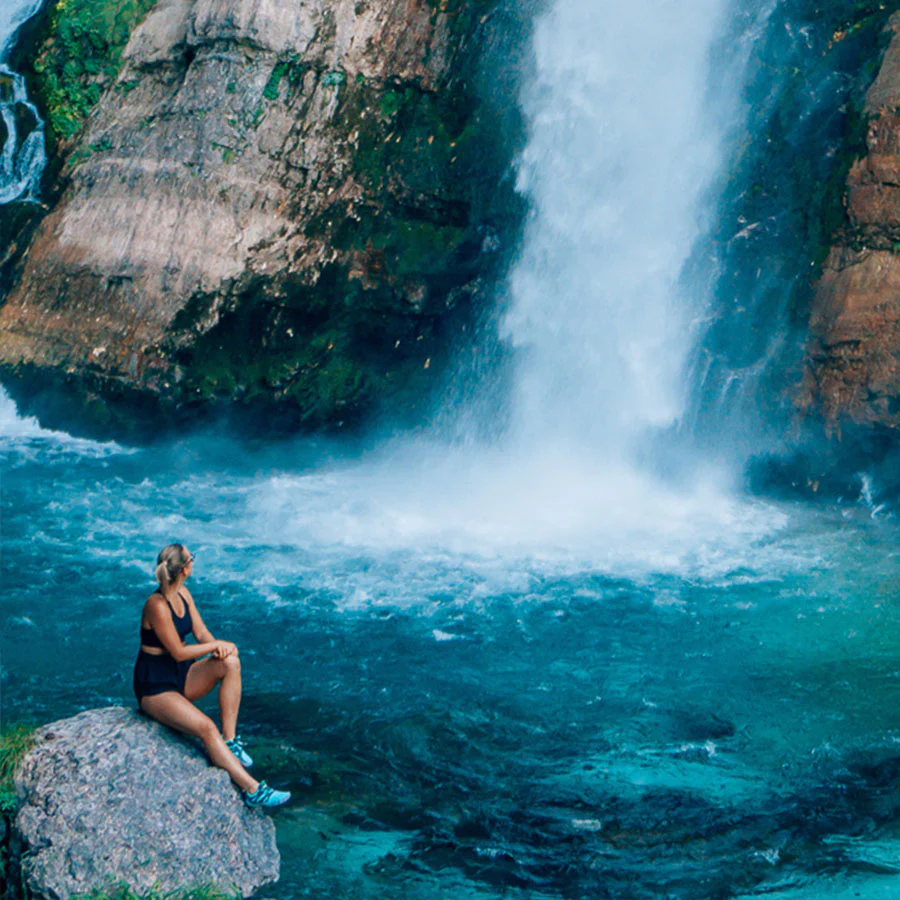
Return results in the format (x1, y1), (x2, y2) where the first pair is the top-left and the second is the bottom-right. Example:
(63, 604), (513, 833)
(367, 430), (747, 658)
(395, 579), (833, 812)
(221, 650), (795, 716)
(143, 589), (165, 609)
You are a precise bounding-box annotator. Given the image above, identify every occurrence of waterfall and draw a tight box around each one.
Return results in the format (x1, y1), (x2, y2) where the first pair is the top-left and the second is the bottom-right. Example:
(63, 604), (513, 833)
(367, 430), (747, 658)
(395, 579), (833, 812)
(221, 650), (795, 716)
(0, 0), (46, 205)
(501, 0), (760, 461)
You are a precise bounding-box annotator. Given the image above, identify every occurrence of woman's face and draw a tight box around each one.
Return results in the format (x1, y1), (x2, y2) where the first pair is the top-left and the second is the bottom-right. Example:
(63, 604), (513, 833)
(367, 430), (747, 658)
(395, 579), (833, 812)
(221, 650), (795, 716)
(182, 547), (194, 579)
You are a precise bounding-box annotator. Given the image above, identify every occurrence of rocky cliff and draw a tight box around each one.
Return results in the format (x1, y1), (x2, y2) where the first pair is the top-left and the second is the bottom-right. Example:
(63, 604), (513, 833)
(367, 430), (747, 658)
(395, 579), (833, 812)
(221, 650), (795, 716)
(802, 12), (900, 438)
(0, 0), (525, 436)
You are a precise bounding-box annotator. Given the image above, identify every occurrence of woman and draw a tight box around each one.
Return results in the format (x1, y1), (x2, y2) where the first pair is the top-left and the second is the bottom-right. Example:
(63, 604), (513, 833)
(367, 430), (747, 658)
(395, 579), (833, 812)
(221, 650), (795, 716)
(134, 543), (290, 809)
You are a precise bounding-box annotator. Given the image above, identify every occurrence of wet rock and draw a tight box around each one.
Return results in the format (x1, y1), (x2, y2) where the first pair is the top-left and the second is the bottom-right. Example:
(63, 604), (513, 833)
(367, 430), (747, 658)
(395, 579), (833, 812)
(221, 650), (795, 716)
(9, 707), (279, 900)
(670, 708), (736, 743)
(802, 13), (900, 434)
(0, 73), (13, 105)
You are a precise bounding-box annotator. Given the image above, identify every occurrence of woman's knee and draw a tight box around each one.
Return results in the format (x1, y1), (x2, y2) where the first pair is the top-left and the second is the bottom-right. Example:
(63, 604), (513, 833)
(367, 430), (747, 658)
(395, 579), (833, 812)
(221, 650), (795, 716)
(222, 651), (241, 674)
(196, 714), (220, 744)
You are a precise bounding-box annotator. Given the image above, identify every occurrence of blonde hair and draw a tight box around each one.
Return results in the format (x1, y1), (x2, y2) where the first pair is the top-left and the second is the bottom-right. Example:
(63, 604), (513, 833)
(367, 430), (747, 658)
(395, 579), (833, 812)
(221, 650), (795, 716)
(156, 543), (190, 586)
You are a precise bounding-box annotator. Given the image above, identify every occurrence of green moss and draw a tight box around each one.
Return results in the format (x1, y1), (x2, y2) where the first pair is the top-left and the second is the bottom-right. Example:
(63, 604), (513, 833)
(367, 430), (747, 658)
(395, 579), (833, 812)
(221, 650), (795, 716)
(261, 55), (307, 105)
(91, 136), (113, 153)
(350, 82), (479, 195)
(262, 62), (288, 101)
(367, 220), (466, 277)
(248, 105), (265, 129)
(171, 277), (377, 426)
(0, 723), (37, 810)
(379, 86), (412, 120)
(32, 0), (158, 143)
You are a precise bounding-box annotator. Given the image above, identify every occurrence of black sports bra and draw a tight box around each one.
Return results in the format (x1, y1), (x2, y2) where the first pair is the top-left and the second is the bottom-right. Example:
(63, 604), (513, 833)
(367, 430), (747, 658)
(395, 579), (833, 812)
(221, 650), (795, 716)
(140, 590), (193, 650)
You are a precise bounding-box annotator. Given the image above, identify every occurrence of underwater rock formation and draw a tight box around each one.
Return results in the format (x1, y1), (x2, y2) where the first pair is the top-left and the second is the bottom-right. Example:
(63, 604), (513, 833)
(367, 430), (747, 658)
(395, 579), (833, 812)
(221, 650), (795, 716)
(9, 707), (278, 899)
(0, 0), (523, 435)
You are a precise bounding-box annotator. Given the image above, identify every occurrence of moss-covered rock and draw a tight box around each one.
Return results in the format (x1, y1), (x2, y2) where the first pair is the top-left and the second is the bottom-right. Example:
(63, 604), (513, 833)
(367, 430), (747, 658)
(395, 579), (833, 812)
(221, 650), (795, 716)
(0, 0), (529, 438)
(0, 724), (36, 899)
(30, 0), (159, 146)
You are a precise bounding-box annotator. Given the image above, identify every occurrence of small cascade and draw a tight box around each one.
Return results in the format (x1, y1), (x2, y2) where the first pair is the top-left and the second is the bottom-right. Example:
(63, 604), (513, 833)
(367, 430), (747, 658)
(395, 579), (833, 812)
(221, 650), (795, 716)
(0, 0), (46, 205)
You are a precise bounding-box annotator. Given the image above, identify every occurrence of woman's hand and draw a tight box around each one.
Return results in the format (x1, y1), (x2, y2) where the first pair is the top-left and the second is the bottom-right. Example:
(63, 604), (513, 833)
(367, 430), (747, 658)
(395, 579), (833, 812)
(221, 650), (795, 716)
(211, 640), (237, 660)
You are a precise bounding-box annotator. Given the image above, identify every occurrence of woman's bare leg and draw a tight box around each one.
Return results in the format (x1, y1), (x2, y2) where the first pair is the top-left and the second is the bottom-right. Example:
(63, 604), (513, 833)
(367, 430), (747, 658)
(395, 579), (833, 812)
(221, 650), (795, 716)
(184, 652), (243, 741)
(141, 690), (258, 793)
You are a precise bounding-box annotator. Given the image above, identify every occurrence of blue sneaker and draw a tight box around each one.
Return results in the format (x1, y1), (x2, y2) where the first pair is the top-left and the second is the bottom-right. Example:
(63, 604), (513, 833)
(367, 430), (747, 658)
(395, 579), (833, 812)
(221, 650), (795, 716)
(243, 780), (291, 809)
(225, 735), (253, 768)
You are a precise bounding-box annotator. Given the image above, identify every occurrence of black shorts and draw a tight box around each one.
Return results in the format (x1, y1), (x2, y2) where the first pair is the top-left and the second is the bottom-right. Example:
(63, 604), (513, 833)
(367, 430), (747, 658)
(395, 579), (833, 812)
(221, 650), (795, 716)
(133, 649), (193, 704)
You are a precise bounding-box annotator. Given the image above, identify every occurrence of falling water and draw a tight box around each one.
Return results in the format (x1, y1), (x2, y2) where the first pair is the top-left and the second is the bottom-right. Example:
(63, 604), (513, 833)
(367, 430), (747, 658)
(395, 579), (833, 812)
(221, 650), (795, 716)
(0, 0), (46, 205)
(502, 0), (756, 460)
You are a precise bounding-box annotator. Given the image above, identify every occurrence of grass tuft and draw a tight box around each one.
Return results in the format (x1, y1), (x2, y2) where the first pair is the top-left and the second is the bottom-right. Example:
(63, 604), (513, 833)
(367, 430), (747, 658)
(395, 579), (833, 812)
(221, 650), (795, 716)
(73, 882), (241, 900)
(0, 724), (37, 811)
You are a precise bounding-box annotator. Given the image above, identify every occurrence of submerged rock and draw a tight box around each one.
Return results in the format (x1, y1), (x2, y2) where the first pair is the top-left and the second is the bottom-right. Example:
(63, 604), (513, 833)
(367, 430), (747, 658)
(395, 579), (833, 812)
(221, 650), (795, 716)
(9, 707), (278, 900)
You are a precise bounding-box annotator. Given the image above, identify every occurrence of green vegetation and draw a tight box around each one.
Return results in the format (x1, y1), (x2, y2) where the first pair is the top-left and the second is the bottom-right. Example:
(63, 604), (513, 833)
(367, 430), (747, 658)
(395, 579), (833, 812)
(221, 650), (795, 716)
(366, 220), (466, 278)
(32, 0), (159, 142)
(0, 724), (37, 811)
(379, 86), (412, 120)
(262, 64), (287, 102)
(261, 56), (307, 103)
(177, 303), (375, 427)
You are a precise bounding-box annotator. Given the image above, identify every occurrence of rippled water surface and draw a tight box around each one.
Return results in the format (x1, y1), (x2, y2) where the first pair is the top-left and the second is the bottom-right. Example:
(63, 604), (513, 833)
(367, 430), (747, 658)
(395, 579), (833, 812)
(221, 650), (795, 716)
(5, 395), (900, 899)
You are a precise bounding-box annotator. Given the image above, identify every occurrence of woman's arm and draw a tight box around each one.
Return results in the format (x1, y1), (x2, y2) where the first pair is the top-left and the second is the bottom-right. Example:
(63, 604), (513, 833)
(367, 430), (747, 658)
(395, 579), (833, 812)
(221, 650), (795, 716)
(183, 590), (235, 659)
(145, 596), (225, 662)
(183, 589), (215, 643)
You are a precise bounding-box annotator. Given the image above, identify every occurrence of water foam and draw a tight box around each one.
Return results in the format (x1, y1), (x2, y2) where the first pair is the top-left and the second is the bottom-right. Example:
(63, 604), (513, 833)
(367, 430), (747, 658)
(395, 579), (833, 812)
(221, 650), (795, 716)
(0, 386), (131, 459)
(242, 441), (790, 588)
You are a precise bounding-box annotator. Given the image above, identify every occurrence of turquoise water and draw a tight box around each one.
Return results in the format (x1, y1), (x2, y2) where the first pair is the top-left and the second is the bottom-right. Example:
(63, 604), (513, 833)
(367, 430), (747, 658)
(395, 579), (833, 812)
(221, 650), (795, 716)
(5, 395), (900, 898)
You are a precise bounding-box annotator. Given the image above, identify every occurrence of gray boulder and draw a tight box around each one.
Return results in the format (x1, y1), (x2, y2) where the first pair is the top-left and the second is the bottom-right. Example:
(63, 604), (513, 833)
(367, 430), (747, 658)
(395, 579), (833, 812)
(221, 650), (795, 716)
(10, 707), (279, 899)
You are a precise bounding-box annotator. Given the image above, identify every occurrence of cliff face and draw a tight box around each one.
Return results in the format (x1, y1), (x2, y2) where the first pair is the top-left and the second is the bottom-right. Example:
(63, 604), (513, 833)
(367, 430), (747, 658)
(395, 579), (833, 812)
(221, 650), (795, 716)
(0, 0), (524, 434)
(802, 13), (900, 436)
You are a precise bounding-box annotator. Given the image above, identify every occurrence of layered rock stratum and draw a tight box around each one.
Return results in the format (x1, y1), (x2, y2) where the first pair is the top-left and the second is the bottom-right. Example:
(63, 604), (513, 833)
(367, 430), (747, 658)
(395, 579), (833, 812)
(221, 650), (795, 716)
(9, 707), (279, 900)
(802, 12), (900, 435)
(0, 0), (523, 434)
